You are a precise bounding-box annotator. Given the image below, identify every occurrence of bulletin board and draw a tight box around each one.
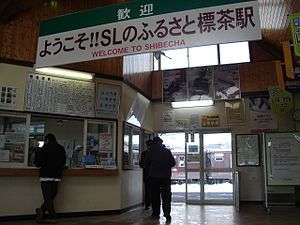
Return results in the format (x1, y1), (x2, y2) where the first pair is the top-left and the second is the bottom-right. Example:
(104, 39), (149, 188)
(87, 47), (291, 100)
(236, 134), (260, 166)
(265, 132), (300, 185)
(25, 74), (95, 117)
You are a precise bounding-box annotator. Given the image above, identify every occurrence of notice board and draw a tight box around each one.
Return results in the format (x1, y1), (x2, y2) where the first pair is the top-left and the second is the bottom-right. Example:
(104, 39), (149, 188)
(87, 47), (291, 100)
(25, 74), (95, 117)
(265, 132), (300, 185)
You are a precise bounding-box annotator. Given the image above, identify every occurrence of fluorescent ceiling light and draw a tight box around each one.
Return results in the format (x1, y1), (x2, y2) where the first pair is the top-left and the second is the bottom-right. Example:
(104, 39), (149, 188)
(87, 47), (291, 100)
(171, 100), (214, 108)
(35, 67), (93, 80)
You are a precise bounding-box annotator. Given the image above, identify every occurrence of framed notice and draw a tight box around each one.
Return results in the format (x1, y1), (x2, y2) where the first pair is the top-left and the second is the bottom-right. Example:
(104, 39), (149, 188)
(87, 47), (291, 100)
(26, 74), (95, 117)
(0, 86), (17, 109)
(96, 83), (121, 118)
(236, 134), (260, 167)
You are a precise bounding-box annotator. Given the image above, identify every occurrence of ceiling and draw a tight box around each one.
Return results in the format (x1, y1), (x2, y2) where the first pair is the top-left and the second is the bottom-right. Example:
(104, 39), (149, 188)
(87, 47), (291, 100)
(259, 0), (300, 50)
(0, 0), (300, 53)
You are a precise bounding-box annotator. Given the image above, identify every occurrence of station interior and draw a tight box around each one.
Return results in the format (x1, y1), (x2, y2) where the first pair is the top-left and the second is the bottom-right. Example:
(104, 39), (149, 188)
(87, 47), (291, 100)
(1, 0), (300, 224)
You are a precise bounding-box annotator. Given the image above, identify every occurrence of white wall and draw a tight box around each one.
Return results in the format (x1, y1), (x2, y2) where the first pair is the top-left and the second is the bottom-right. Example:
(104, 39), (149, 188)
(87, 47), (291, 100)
(0, 63), (30, 111)
(152, 99), (296, 202)
(0, 176), (121, 216)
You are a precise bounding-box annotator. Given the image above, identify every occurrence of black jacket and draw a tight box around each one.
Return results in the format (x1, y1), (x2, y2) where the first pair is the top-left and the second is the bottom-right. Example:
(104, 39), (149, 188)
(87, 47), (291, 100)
(145, 143), (176, 179)
(139, 150), (150, 181)
(34, 142), (66, 179)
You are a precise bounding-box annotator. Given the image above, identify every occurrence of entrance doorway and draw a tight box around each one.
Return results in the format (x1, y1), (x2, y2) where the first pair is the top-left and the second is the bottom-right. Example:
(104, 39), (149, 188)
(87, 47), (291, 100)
(159, 132), (233, 205)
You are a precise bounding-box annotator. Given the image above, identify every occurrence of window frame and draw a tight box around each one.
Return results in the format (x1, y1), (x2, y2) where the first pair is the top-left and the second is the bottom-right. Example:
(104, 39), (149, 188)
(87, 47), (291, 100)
(153, 42), (250, 71)
(122, 122), (144, 170)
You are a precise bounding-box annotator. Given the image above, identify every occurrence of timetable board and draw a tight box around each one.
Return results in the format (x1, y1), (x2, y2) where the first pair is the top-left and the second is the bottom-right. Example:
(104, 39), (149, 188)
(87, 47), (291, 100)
(25, 74), (95, 117)
(265, 132), (300, 185)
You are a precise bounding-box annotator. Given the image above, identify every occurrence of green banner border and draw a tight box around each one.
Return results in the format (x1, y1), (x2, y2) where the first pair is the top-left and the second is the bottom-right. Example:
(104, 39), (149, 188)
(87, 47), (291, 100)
(40, 0), (252, 36)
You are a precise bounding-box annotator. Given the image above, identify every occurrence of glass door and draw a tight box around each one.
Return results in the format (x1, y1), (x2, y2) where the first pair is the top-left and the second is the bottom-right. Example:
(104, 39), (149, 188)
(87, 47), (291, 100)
(185, 132), (233, 205)
(203, 133), (233, 204)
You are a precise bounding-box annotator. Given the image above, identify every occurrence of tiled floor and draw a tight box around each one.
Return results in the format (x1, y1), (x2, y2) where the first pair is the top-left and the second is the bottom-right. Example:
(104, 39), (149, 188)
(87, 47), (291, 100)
(2, 203), (300, 225)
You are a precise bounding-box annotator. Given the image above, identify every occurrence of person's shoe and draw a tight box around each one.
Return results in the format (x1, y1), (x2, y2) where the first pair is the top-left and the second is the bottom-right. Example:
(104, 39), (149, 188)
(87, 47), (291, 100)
(35, 208), (43, 223)
(43, 219), (58, 224)
(151, 214), (160, 220)
(165, 215), (171, 222)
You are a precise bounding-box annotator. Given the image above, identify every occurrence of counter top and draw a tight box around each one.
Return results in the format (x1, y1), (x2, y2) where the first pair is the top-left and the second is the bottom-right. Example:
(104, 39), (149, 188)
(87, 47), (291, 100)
(0, 168), (119, 177)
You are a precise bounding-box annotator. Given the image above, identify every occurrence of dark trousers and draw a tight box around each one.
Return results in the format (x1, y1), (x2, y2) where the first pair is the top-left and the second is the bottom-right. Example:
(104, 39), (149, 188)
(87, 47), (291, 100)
(40, 181), (58, 219)
(150, 178), (172, 217)
(144, 179), (151, 208)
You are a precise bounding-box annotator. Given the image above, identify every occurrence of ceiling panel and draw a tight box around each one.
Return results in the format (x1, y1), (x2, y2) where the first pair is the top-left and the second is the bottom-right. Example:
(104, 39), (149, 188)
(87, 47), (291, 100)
(259, 0), (300, 50)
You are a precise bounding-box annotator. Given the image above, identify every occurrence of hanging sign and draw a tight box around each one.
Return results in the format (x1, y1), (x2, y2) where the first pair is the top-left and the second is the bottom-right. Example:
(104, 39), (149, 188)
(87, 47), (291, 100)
(36, 0), (261, 68)
(290, 13), (300, 57)
(268, 86), (294, 115)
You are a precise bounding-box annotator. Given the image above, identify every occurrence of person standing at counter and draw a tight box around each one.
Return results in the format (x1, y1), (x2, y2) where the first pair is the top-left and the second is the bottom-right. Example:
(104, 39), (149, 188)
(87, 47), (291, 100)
(139, 139), (153, 210)
(34, 133), (66, 223)
(145, 137), (176, 222)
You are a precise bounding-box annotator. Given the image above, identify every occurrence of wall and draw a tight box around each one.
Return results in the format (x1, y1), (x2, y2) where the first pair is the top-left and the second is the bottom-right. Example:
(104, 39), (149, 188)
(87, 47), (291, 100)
(0, 176), (121, 216)
(0, 63), (30, 111)
(152, 99), (296, 202)
(123, 53), (153, 98)
(119, 82), (153, 209)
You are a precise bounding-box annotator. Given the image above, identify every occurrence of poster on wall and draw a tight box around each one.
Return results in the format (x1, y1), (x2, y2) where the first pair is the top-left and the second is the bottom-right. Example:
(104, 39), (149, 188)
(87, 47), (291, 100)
(225, 100), (245, 124)
(268, 86), (293, 116)
(214, 65), (240, 100)
(0, 86), (17, 109)
(266, 132), (300, 185)
(201, 115), (220, 128)
(175, 119), (190, 130)
(160, 110), (176, 130)
(163, 69), (187, 102)
(248, 97), (277, 133)
(26, 74), (95, 117)
(187, 67), (213, 101)
(96, 83), (121, 118)
(236, 134), (260, 166)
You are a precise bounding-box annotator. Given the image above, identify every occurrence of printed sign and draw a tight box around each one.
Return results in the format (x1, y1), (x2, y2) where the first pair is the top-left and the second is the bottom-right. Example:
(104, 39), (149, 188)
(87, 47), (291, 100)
(0, 86), (17, 109)
(248, 97), (277, 133)
(96, 83), (121, 118)
(36, 0), (261, 67)
(201, 115), (220, 127)
(290, 13), (300, 57)
(225, 100), (245, 124)
(268, 86), (293, 115)
(26, 74), (95, 117)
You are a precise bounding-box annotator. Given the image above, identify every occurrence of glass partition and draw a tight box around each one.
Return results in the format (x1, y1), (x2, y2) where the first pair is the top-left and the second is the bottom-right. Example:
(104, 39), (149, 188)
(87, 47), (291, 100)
(85, 120), (117, 168)
(29, 115), (84, 168)
(0, 114), (28, 167)
(122, 122), (141, 170)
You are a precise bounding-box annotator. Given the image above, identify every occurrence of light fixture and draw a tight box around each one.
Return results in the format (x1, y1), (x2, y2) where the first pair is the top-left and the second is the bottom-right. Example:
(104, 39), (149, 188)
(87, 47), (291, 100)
(35, 67), (94, 81)
(171, 100), (214, 108)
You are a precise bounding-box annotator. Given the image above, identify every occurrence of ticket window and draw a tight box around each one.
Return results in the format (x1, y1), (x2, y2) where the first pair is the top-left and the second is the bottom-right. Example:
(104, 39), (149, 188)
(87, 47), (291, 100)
(29, 116), (84, 168)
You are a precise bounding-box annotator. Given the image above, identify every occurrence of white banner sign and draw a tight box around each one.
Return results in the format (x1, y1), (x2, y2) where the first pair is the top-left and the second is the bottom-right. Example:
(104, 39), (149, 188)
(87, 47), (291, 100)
(36, 1), (261, 67)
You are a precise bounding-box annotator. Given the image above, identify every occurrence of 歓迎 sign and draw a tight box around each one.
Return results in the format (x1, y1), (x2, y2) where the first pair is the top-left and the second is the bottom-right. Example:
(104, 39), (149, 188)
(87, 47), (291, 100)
(36, 0), (261, 68)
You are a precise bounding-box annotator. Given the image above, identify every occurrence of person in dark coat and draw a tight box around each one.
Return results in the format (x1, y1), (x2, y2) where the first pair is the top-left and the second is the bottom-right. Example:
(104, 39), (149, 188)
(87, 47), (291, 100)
(34, 133), (66, 223)
(139, 139), (153, 210)
(145, 137), (176, 222)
